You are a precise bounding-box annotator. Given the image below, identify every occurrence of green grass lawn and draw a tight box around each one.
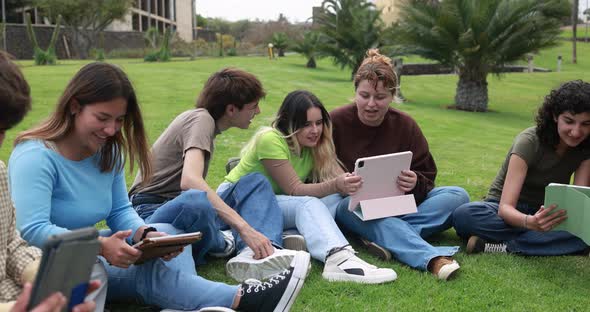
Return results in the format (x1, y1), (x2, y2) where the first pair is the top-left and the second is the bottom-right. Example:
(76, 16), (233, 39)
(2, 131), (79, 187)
(3, 40), (590, 311)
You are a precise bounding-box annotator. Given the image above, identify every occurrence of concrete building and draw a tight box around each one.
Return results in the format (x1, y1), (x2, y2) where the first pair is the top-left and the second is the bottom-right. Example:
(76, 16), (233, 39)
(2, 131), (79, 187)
(375, 0), (402, 26)
(107, 0), (195, 42)
(6, 0), (196, 42)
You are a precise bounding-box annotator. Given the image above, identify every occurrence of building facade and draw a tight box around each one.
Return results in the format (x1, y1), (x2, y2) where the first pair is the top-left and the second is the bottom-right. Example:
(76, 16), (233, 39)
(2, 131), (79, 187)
(375, 0), (402, 26)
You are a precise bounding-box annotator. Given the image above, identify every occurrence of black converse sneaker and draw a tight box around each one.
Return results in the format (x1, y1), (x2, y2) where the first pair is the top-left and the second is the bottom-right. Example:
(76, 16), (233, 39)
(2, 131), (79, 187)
(466, 236), (507, 254)
(238, 251), (310, 312)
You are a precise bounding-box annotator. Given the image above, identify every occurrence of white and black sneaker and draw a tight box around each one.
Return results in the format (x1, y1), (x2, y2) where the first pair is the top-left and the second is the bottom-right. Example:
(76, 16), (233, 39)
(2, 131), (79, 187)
(238, 251), (311, 312)
(466, 236), (507, 254)
(209, 230), (236, 258)
(322, 245), (397, 284)
(226, 247), (299, 282)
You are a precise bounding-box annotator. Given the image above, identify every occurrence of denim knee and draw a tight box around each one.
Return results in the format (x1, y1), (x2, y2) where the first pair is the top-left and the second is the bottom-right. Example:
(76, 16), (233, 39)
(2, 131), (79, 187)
(452, 203), (477, 237)
(179, 189), (216, 221)
(445, 186), (470, 204)
(239, 172), (273, 189)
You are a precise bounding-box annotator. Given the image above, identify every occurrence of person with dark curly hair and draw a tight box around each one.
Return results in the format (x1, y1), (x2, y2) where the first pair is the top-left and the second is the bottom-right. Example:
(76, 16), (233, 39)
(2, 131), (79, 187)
(453, 80), (590, 255)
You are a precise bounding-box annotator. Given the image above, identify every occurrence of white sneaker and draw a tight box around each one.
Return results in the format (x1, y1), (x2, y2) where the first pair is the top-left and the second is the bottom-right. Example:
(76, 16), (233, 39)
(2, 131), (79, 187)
(209, 230), (236, 258)
(322, 246), (397, 284)
(226, 247), (298, 282)
(282, 232), (307, 251)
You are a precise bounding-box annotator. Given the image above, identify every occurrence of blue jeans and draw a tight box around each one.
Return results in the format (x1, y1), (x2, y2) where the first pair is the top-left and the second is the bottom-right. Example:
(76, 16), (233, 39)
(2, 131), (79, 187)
(216, 173), (284, 252)
(277, 194), (349, 262)
(325, 187), (469, 271)
(453, 200), (589, 255)
(100, 223), (238, 310)
(134, 173), (284, 259)
(132, 189), (225, 264)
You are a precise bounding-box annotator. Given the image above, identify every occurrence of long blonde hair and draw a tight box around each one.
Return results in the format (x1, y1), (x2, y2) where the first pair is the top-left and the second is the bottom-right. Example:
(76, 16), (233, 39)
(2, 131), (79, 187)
(243, 90), (342, 183)
(15, 62), (152, 181)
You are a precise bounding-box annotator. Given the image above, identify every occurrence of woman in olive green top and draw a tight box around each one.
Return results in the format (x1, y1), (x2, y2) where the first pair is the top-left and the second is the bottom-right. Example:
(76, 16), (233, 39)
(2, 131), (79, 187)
(453, 80), (590, 255)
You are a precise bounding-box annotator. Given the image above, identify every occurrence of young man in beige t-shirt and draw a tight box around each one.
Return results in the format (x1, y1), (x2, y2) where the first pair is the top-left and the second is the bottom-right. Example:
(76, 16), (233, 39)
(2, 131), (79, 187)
(130, 68), (306, 282)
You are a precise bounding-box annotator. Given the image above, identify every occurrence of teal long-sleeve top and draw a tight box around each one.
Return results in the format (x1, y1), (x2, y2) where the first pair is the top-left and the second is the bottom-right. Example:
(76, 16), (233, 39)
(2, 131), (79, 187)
(8, 140), (145, 248)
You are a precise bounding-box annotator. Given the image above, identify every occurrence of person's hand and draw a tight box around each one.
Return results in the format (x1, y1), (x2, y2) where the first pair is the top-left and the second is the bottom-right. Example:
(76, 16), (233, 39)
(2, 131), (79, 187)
(239, 226), (274, 260)
(11, 283), (65, 312)
(527, 204), (567, 232)
(336, 173), (363, 195)
(143, 231), (183, 261)
(397, 170), (417, 192)
(11, 281), (101, 312)
(100, 230), (141, 268)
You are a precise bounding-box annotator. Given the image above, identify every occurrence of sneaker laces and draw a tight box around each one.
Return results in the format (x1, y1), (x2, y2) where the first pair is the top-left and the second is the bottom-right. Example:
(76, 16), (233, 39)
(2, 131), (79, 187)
(238, 269), (290, 295)
(484, 243), (507, 253)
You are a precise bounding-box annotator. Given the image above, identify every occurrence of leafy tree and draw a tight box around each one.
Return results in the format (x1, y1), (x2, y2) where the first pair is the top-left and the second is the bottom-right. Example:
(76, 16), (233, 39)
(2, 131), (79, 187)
(196, 14), (208, 28)
(271, 32), (289, 57)
(34, 0), (132, 59)
(396, 0), (570, 112)
(315, 0), (383, 79)
(293, 31), (321, 68)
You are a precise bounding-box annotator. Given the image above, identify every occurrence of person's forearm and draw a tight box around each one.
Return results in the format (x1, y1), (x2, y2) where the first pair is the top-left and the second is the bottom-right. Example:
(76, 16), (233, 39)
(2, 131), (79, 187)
(498, 203), (527, 228)
(262, 159), (339, 197)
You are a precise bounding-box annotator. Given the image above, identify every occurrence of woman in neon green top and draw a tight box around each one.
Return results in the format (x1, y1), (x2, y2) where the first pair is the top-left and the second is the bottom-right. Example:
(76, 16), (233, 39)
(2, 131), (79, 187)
(224, 90), (397, 284)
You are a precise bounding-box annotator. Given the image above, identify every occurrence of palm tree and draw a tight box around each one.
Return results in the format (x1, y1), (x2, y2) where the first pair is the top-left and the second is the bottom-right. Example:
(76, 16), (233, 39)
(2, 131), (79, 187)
(396, 0), (570, 112)
(292, 31), (321, 68)
(271, 32), (289, 57)
(316, 0), (383, 79)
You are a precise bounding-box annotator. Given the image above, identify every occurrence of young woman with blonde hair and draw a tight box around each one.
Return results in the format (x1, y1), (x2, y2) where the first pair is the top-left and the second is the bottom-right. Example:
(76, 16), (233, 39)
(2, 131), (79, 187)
(225, 90), (397, 284)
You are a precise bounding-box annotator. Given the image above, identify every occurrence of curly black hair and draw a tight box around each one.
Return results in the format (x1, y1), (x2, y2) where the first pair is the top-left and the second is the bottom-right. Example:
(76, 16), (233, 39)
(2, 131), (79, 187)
(535, 80), (590, 149)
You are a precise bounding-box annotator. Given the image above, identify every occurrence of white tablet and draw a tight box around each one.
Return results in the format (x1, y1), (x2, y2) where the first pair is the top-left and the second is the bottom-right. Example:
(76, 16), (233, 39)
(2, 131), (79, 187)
(348, 151), (413, 212)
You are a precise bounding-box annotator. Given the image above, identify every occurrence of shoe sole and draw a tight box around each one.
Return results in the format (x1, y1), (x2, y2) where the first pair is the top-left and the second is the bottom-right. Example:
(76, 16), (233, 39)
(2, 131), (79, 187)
(437, 261), (460, 281)
(274, 251), (311, 312)
(322, 270), (397, 284)
(226, 252), (296, 282)
(360, 238), (392, 261)
(283, 235), (307, 251)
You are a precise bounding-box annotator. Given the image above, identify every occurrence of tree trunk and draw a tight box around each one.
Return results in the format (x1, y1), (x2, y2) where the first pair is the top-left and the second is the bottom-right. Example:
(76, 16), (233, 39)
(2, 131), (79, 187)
(70, 28), (92, 59)
(306, 57), (316, 68)
(454, 72), (488, 112)
(572, 0), (579, 64)
(278, 48), (285, 57)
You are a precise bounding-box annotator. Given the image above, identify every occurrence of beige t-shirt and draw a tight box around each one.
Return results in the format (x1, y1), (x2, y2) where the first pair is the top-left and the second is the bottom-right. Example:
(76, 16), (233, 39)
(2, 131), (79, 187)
(129, 109), (219, 199)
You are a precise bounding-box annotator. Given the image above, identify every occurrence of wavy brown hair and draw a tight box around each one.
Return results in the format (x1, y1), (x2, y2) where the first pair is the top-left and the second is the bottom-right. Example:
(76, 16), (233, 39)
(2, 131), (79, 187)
(15, 62), (152, 181)
(0, 51), (31, 129)
(535, 80), (590, 150)
(196, 68), (266, 120)
(354, 49), (398, 96)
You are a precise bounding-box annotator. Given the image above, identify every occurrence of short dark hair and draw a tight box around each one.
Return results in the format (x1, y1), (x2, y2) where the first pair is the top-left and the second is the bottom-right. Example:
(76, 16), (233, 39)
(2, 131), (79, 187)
(0, 51), (31, 129)
(536, 80), (590, 149)
(196, 68), (265, 120)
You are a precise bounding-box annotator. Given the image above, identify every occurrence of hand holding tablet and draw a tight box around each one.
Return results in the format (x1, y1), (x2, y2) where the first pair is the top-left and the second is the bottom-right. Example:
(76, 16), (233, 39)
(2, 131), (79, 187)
(132, 232), (202, 264)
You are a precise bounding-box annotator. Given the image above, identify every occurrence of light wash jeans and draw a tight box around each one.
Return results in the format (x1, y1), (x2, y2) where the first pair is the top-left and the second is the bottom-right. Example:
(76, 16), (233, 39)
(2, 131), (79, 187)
(274, 194), (349, 262)
(325, 187), (469, 271)
(453, 200), (589, 255)
(133, 173), (284, 261)
(98, 223), (238, 310)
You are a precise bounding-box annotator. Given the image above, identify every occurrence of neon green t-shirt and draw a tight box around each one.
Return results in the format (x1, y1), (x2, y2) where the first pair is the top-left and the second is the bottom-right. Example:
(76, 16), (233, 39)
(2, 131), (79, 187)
(224, 129), (314, 194)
